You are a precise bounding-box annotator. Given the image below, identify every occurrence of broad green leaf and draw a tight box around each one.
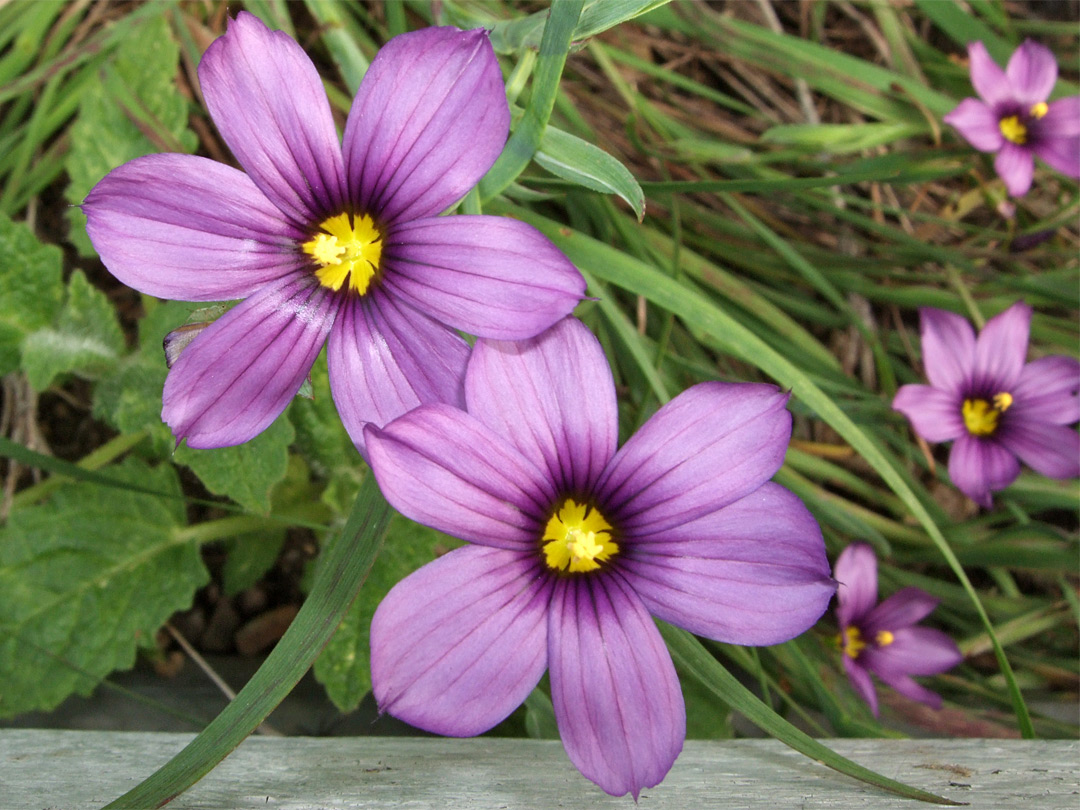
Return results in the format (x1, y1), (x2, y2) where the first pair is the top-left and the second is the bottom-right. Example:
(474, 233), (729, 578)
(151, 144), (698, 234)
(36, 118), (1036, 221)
(21, 270), (125, 390)
(104, 473), (392, 810)
(65, 13), (196, 256)
(0, 212), (63, 375)
(314, 515), (462, 712)
(175, 416), (296, 515)
(536, 126), (645, 219)
(0, 458), (206, 718)
(222, 531), (287, 597)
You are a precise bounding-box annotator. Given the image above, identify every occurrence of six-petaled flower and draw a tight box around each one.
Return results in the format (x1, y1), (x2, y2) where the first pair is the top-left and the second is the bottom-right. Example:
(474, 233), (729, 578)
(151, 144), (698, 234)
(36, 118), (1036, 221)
(834, 543), (962, 716)
(363, 317), (835, 797)
(944, 40), (1080, 196)
(893, 302), (1080, 507)
(83, 12), (584, 450)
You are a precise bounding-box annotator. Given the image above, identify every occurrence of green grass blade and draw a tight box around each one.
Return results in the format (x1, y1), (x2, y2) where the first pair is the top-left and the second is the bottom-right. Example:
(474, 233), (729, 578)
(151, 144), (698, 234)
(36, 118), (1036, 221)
(104, 473), (392, 808)
(662, 624), (961, 805)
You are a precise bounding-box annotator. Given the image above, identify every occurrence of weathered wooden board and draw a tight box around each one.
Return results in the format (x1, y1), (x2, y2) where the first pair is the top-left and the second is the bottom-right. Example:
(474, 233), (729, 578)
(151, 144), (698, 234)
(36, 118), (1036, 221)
(1, 731), (1076, 809)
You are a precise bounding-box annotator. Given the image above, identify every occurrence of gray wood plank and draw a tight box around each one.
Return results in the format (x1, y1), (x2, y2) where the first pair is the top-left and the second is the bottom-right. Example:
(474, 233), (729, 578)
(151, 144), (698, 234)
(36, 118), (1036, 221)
(1, 731), (1077, 809)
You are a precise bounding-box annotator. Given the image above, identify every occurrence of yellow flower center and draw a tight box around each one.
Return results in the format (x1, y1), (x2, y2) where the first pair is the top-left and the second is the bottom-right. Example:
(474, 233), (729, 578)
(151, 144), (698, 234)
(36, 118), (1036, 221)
(836, 627), (895, 660)
(1030, 101), (1049, 119)
(962, 392), (1013, 437)
(542, 499), (618, 573)
(838, 626), (865, 659)
(999, 115), (1027, 145)
(302, 213), (382, 295)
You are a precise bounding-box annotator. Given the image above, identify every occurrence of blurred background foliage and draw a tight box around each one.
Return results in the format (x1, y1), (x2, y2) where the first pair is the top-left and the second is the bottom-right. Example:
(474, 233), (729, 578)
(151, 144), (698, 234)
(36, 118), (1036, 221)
(0, 0), (1076, 745)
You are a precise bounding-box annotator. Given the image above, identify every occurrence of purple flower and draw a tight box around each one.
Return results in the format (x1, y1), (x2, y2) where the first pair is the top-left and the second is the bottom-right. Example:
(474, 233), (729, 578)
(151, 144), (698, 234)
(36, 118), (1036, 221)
(82, 13), (584, 450)
(834, 543), (962, 716)
(893, 302), (1080, 508)
(944, 40), (1080, 196)
(363, 317), (835, 797)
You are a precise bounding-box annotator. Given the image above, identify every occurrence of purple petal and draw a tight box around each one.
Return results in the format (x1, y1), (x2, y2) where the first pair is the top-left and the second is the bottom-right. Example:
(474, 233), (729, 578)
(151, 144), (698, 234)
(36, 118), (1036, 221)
(364, 404), (556, 550)
(343, 27), (508, 225)
(198, 13), (346, 225)
(370, 546), (551, 736)
(465, 318), (617, 496)
(382, 216), (584, 340)
(943, 98), (1005, 152)
(1011, 355), (1080, 425)
(598, 383), (792, 534)
(967, 42), (1009, 107)
(833, 542), (878, 630)
(862, 587), (939, 635)
(863, 626), (963, 679)
(973, 301), (1031, 392)
(918, 307), (975, 395)
(842, 656), (879, 717)
(995, 141), (1035, 196)
(84, 154), (306, 301)
(1005, 40), (1058, 106)
(621, 483), (834, 645)
(947, 434), (1021, 508)
(163, 275), (336, 448)
(1033, 135), (1080, 179)
(997, 420), (1080, 480)
(892, 384), (965, 443)
(327, 292), (469, 454)
(548, 575), (684, 798)
(1035, 97), (1080, 139)
(876, 673), (945, 710)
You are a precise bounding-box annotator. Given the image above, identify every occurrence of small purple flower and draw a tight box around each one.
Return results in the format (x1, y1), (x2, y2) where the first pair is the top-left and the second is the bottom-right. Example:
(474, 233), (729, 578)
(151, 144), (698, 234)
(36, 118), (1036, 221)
(944, 40), (1080, 196)
(893, 302), (1080, 508)
(83, 13), (584, 450)
(834, 543), (962, 716)
(363, 317), (835, 797)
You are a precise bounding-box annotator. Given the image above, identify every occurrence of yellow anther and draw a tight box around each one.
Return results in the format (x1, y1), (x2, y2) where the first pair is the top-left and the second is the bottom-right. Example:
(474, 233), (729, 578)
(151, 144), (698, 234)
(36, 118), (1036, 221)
(998, 115), (1027, 145)
(302, 213), (382, 295)
(875, 630), (895, 647)
(838, 626), (866, 660)
(992, 392), (1013, 412)
(542, 499), (618, 573)
(962, 398), (1000, 437)
(1030, 101), (1049, 119)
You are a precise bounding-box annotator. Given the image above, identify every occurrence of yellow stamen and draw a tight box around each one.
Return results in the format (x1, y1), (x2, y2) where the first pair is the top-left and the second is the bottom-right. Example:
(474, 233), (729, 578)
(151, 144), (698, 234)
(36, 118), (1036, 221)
(1030, 101), (1049, 119)
(875, 630), (895, 647)
(302, 212), (382, 295)
(962, 392), (1012, 437)
(542, 499), (618, 573)
(837, 626), (866, 659)
(998, 115), (1027, 145)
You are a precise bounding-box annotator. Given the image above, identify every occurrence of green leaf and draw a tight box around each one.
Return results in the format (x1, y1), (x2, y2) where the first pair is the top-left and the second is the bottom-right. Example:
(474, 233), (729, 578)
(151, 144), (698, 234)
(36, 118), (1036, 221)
(93, 300), (200, 459)
(104, 473), (392, 810)
(314, 515), (462, 712)
(535, 125), (645, 219)
(0, 458), (207, 718)
(0, 212), (63, 376)
(174, 416), (296, 514)
(64, 13), (196, 256)
(21, 270), (125, 390)
(478, 0), (585, 201)
(760, 122), (927, 153)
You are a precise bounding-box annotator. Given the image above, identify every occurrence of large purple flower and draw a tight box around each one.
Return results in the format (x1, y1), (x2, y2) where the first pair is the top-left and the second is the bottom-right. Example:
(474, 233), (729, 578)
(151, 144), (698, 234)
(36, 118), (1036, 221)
(893, 302), (1080, 508)
(83, 13), (584, 450)
(944, 40), (1080, 196)
(363, 317), (835, 797)
(834, 543), (962, 717)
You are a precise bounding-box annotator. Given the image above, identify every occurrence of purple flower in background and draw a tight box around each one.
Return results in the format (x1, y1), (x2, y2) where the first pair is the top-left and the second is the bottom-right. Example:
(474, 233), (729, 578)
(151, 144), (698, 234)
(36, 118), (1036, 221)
(944, 40), (1080, 196)
(834, 543), (962, 716)
(83, 13), (583, 450)
(364, 317), (835, 797)
(893, 302), (1080, 508)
